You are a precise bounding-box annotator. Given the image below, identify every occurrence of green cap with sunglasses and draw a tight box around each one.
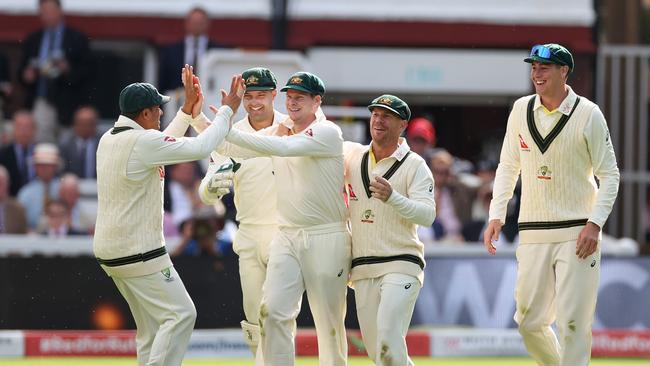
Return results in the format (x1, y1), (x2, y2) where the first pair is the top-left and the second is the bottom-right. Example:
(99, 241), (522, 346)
(524, 44), (574, 73)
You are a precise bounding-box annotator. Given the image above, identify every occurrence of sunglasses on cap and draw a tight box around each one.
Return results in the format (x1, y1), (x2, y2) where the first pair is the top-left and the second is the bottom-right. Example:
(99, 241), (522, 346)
(530, 44), (553, 59)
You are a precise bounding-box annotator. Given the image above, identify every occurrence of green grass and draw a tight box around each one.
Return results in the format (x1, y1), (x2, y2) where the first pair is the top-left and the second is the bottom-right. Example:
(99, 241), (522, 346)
(0, 357), (647, 365)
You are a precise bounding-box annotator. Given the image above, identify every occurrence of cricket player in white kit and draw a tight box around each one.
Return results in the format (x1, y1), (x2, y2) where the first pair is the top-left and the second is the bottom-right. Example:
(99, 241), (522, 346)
(218, 72), (351, 366)
(93, 67), (243, 366)
(198, 67), (286, 360)
(344, 95), (435, 366)
(484, 44), (619, 366)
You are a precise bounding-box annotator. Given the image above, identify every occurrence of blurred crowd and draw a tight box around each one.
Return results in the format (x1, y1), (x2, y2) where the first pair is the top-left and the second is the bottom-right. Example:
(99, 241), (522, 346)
(0, 0), (534, 250)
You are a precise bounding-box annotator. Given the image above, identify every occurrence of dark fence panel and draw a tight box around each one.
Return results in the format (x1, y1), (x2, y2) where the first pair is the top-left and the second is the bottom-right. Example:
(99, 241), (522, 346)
(0, 256), (359, 330)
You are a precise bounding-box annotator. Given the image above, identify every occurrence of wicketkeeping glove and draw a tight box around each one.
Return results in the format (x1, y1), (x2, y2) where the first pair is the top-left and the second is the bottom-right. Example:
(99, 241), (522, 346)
(207, 158), (240, 197)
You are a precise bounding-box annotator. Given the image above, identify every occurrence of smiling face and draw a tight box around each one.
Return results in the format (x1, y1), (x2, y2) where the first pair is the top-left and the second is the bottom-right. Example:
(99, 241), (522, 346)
(243, 90), (276, 125)
(285, 89), (320, 126)
(530, 61), (568, 98)
(369, 107), (407, 147)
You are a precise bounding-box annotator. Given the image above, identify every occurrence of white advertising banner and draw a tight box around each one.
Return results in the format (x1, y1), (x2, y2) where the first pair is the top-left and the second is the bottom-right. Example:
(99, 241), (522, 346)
(186, 329), (251, 359)
(413, 257), (650, 330)
(308, 48), (530, 95)
(0, 331), (24, 358)
(0, 0), (594, 26)
(430, 329), (527, 357)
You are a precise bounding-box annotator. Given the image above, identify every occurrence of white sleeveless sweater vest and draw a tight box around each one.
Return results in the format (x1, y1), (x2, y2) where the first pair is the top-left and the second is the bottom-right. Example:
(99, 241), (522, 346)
(514, 95), (599, 244)
(93, 128), (171, 277)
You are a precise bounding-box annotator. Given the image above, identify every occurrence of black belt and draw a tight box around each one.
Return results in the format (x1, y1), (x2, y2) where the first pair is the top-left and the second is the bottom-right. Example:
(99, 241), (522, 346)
(97, 247), (167, 267)
(351, 254), (425, 270)
(518, 219), (588, 231)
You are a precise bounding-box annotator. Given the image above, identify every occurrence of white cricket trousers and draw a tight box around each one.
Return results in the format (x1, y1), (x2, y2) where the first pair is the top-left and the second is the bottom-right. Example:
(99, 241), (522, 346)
(514, 240), (600, 366)
(235, 224), (277, 327)
(234, 223), (277, 364)
(259, 222), (352, 366)
(353, 273), (420, 366)
(112, 266), (197, 366)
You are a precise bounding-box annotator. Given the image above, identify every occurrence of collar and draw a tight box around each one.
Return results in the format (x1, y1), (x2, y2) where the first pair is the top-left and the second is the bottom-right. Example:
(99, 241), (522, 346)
(115, 115), (144, 130)
(369, 137), (411, 162)
(46, 23), (64, 34)
(533, 85), (578, 116)
(185, 35), (208, 46)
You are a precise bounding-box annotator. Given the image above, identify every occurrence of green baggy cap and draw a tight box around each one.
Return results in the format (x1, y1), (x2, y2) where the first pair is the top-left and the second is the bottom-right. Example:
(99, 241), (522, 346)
(368, 94), (411, 121)
(243, 67), (277, 91)
(524, 43), (574, 72)
(280, 71), (326, 96)
(119, 83), (170, 114)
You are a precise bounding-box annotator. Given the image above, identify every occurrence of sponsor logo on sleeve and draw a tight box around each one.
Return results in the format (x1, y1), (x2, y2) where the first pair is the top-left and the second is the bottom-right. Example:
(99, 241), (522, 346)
(347, 184), (358, 201)
(518, 134), (530, 151)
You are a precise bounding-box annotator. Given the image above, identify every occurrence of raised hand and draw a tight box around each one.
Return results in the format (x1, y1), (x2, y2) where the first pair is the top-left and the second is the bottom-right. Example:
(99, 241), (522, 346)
(181, 65), (201, 115)
(191, 75), (204, 118)
(220, 74), (245, 113)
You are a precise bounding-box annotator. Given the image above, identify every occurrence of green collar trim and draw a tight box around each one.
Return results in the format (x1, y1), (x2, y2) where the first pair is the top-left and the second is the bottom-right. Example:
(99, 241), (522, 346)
(526, 96), (580, 154)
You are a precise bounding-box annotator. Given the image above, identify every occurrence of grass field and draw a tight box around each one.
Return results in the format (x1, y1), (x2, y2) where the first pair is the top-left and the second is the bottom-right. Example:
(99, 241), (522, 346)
(0, 357), (648, 365)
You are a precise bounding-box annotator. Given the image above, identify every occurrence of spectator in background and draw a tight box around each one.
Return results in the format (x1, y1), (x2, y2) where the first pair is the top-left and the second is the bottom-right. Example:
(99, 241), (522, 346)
(406, 117), (436, 160)
(171, 206), (232, 258)
(158, 7), (220, 93)
(0, 53), (12, 118)
(19, 0), (90, 143)
(58, 173), (95, 233)
(474, 159), (498, 184)
(462, 182), (509, 244)
(167, 161), (203, 228)
(0, 166), (27, 234)
(59, 105), (99, 178)
(0, 110), (37, 196)
(471, 159), (521, 243)
(17, 143), (61, 231)
(428, 150), (476, 241)
(39, 199), (84, 238)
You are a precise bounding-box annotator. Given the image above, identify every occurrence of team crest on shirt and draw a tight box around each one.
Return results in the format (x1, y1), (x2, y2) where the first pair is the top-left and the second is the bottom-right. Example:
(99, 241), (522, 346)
(518, 134), (530, 151)
(163, 136), (176, 142)
(305, 128), (313, 137)
(537, 165), (552, 180)
(347, 184), (358, 201)
(361, 209), (375, 223)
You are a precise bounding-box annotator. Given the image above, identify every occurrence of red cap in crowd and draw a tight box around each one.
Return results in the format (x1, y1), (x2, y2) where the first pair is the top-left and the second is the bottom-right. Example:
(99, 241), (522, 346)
(407, 117), (436, 145)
